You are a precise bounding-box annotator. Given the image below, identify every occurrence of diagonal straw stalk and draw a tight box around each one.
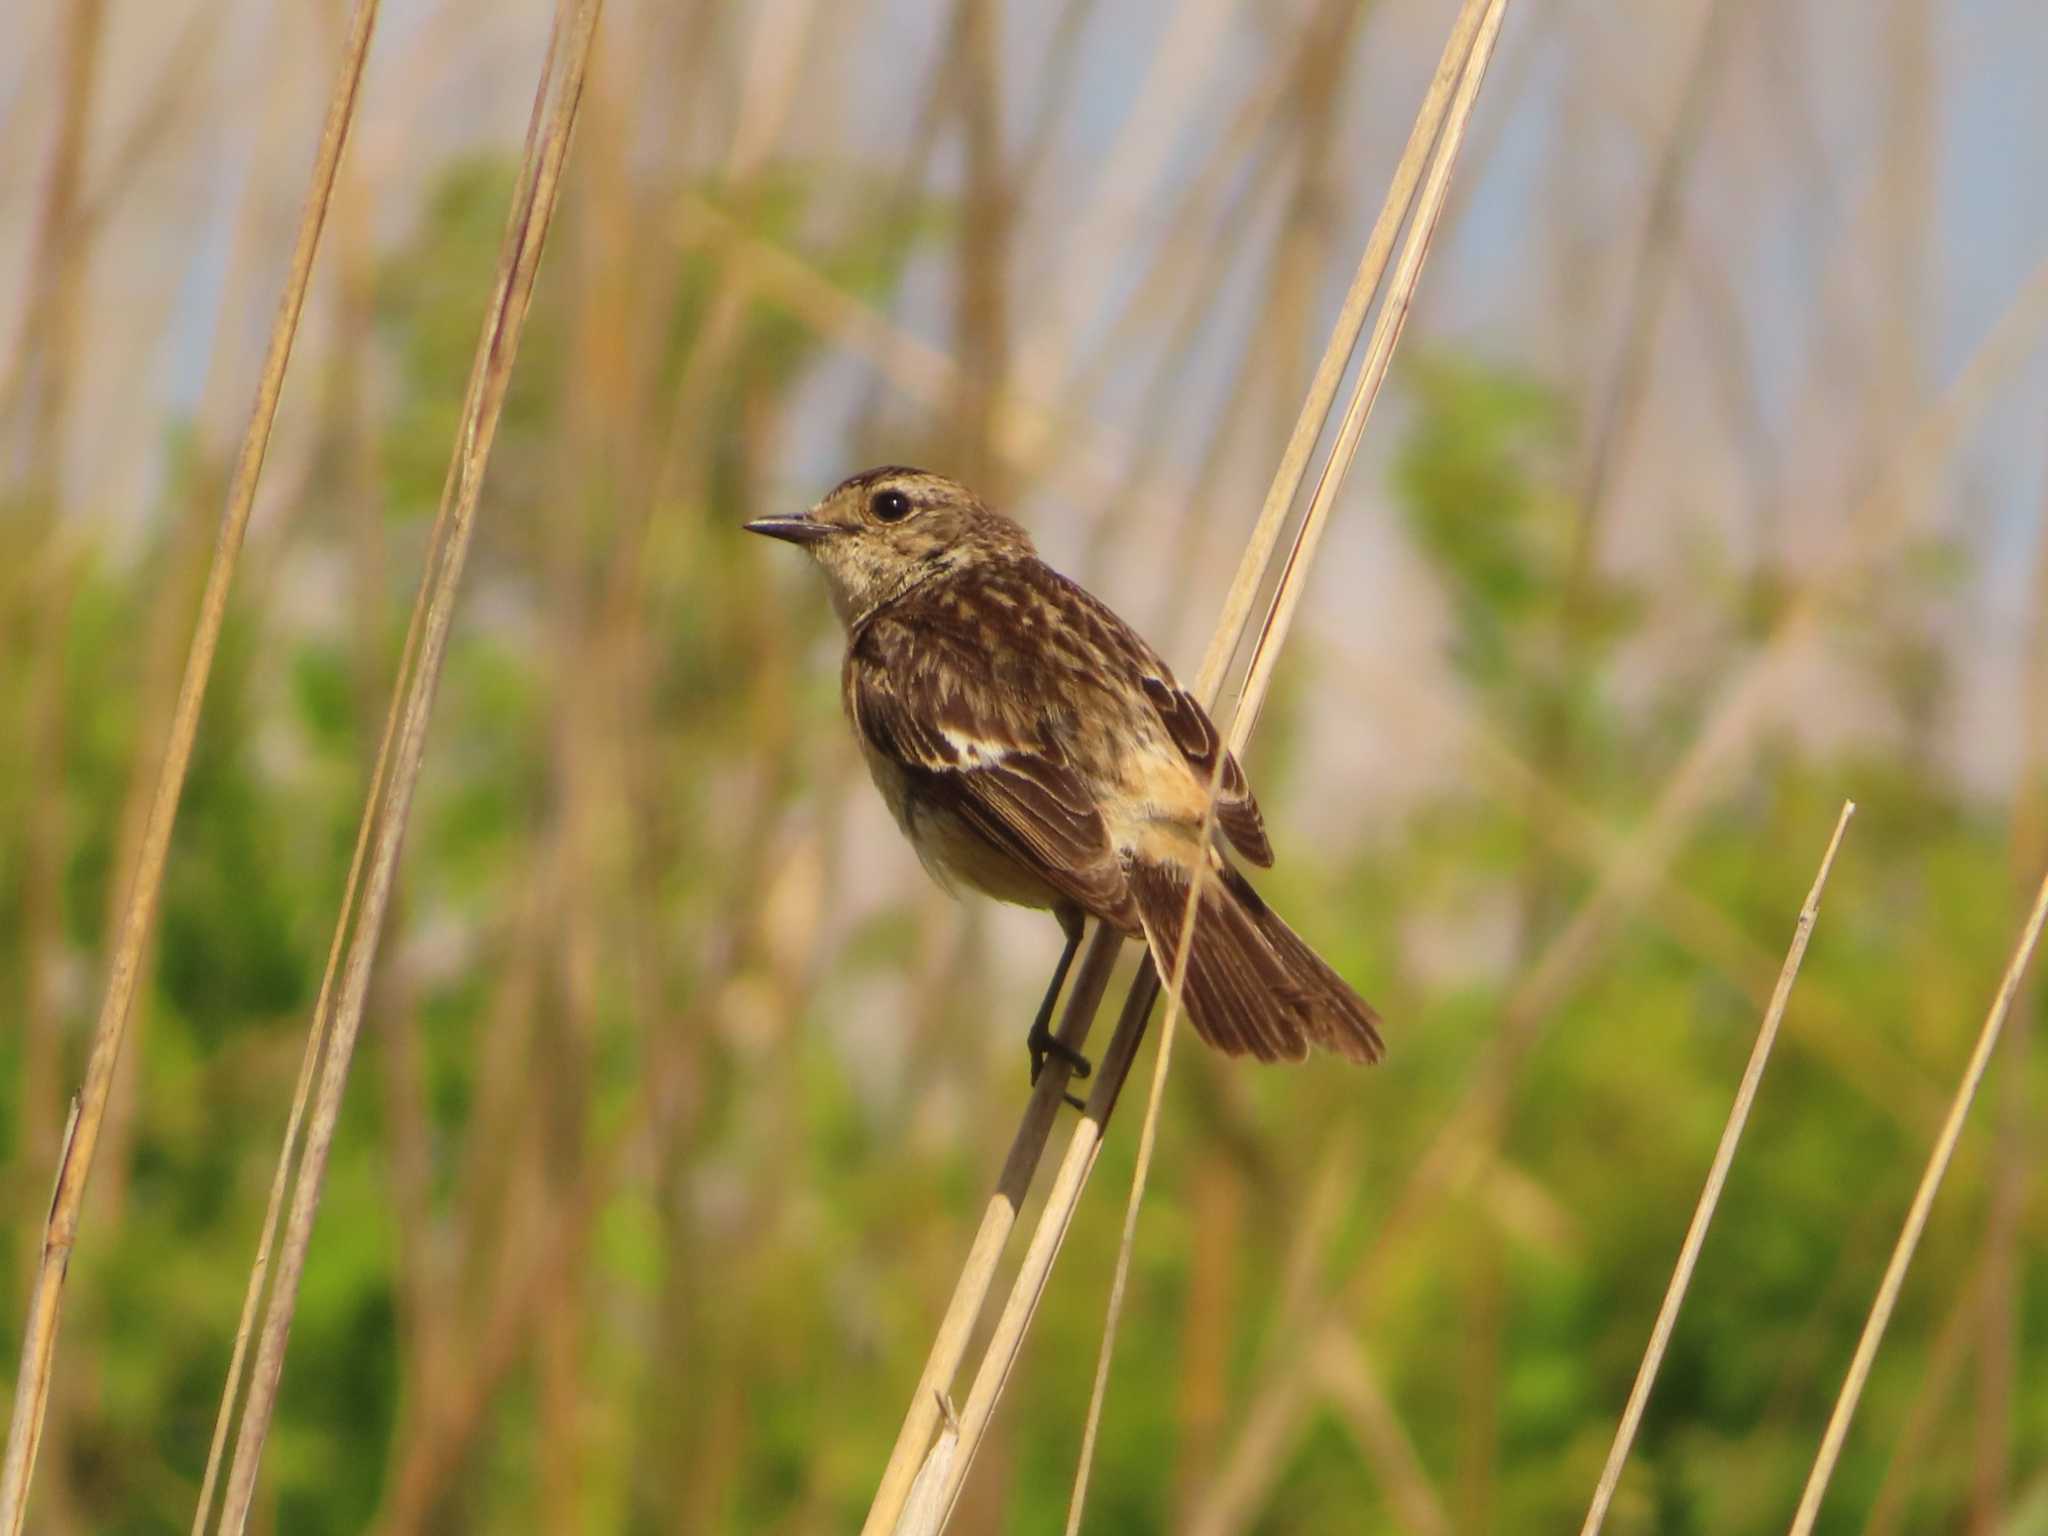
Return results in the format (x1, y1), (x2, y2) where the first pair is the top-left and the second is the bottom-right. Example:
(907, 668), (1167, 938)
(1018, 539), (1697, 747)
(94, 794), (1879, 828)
(193, 4), (605, 1531)
(1579, 801), (1855, 1536)
(858, 3), (1506, 1529)
(900, 2), (1514, 1529)
(1030, 6), (1513, 1529)
(1184, 251), (2048, 1536)
(1063, 0), (1514, 1524)
(1786, 866), (2048, 1536)
(0, 4), (383, 1530)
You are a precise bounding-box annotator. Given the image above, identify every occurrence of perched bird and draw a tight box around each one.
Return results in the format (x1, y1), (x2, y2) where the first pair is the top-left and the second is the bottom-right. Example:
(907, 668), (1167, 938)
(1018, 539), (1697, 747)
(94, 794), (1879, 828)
(745, 466), (1383, 1081)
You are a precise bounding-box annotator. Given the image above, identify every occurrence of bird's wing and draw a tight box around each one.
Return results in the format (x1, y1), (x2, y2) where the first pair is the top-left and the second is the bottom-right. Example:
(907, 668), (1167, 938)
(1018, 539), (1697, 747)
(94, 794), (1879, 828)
(1051, 574), (1274, 868)
(1135, 675), (1273, 867)
(846, 627), (1135, 922)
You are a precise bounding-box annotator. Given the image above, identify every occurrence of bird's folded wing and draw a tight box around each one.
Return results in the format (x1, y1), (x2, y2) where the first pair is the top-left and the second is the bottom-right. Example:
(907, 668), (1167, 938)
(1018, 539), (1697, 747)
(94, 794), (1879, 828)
(847, 652), (1132, 919)
(1137, 675), (1273, 867)
(1048, 572), (1273, 869)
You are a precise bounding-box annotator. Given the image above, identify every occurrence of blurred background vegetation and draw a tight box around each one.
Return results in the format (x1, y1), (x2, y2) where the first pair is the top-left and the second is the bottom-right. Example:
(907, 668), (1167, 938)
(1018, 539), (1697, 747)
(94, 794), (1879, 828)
(3, 0), (2047, 1531)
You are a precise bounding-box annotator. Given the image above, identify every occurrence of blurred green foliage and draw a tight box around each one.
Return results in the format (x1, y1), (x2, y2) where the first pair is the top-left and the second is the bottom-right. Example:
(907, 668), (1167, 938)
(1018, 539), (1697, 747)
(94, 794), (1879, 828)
(1, 156), (2043, 1536)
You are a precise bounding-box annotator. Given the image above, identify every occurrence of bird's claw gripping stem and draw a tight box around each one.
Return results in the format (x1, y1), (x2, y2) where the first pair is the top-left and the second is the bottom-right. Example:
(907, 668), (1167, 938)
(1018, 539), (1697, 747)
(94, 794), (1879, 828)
(1028, 1024), (1092, 1110)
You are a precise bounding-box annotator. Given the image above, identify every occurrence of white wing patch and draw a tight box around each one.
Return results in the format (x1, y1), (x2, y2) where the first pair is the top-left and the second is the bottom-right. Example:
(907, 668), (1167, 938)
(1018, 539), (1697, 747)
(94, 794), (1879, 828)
(939, 728), (1016, 769)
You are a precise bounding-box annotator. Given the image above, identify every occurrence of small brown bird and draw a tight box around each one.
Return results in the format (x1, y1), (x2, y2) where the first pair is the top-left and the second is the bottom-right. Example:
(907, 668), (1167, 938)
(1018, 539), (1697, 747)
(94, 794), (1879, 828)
(746, 466), (1383, 1080)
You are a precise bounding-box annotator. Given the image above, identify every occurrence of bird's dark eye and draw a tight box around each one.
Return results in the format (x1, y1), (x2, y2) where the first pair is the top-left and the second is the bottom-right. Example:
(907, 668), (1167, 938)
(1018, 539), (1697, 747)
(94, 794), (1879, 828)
(870, 489), (912, 523)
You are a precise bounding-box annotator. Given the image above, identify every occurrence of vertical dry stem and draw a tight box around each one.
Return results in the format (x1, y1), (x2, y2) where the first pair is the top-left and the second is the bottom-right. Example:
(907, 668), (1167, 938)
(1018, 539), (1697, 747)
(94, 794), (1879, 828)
(919, 2), (1512, 1528)
(1579, 801), (1854, 1535)
(202, 4), (604, 1530)
(1787, 868), (2048, 1536)
(858, 9), (1504, 1528)
(0, 5), (381, 1529)
(1187, 251), (2048, 1536)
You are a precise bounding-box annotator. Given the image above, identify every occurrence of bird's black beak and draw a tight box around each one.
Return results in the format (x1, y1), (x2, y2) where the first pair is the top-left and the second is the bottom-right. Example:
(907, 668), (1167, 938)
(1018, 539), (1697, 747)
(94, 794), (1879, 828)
(743, 515), (834, 546)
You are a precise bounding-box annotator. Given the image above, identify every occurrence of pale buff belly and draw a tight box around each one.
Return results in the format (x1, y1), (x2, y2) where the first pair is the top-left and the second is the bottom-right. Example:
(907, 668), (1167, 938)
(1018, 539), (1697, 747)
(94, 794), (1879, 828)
(858, 738), (1068, 911)
(908, 802), (1068, 909)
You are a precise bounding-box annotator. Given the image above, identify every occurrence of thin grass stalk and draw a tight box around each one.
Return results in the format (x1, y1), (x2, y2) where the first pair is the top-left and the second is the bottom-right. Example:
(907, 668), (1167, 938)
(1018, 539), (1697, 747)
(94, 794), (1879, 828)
(934, 3), (1511, 1527)
(186, 839), (372, 1530)
(1059, 2), (1511, 1522)
(1063, 658), (1237, 1536)
(858, 930), (1123, 1536)
(191, 88), (413, 1536)
(1235, 0), (1504, 739)
(1579, 800), (1854, 1536)
(1192, 0), (1493, 710)
(189, 515), (422, 1535)
(1191, 252), (2048, 1536)
(207, 4), (603, 1529)
(922, 970), (1155, 1535)
(0, 5), (381, 1528)
(1785, 867), (2048, 1536)
(858, 10), (1497, 1528)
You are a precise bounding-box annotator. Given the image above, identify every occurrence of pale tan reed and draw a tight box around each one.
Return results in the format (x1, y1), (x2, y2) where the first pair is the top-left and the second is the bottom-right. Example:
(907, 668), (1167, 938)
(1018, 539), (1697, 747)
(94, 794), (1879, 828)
(904, 3), (1515, 1530)
(1187, 249), (2048, 1536)
(1787, 867), (2048, 1536)
(859, 4), (1508, 1529)
(1579, 801), (1855, 1536)
(1059, 2), (1513, 1528)
(198, 4), (605, 1531)
(0, 4), (383, 1530)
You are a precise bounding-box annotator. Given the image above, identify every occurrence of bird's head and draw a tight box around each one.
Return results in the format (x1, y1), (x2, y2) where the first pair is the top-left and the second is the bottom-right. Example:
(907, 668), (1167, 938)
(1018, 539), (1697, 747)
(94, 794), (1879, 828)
(745, 466), (1035, 627)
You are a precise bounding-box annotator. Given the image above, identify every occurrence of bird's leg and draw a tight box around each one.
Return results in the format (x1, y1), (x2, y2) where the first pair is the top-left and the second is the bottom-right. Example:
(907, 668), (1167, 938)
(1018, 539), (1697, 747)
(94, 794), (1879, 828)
(1027, 909), (1093, 1089)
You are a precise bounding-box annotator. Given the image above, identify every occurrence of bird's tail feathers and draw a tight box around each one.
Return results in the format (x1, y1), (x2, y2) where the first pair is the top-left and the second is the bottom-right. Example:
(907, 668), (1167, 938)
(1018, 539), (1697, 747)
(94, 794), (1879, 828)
(1128, 857), (1384, 1065)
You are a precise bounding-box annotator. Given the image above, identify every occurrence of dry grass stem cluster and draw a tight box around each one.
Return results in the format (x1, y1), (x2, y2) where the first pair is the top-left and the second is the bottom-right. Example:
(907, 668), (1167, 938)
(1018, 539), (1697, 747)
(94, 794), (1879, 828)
(0, 2), (384, 1525)
(1789, 867), (2048, 1534)
(198, 6), (605, 1531)
(876, 1), (1514, 1530)
(1579, 801), (1854, 1535)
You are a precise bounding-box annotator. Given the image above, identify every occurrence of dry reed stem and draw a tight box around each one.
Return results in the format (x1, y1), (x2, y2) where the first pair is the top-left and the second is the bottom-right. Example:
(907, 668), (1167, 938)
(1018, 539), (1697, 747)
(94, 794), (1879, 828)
(0, 4), (381, 1528)
(1061, 4), (1510, 1522)
(924, 3), (1511, 1528)
(1787, 867), (2048, 1536)
(858, 932), (1124, 1535)
(1191, 249), (2048, 1536)
(1193, 0), (1496, 712)
(861, 6), (1506, 1528)
(188, 68), (412, 1536)
(194, 110), (453, 1536)
(186, 755), (389, 1536)
(1062, 643), (1241, 1536)
(201, 4), (603, 1530)
(1579, 800), (1854, 1536)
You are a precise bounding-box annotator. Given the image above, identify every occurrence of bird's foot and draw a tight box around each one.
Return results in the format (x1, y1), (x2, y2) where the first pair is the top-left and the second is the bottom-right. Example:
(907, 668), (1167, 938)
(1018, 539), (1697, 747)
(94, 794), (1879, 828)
(1028, 1023), (1092, 1108)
